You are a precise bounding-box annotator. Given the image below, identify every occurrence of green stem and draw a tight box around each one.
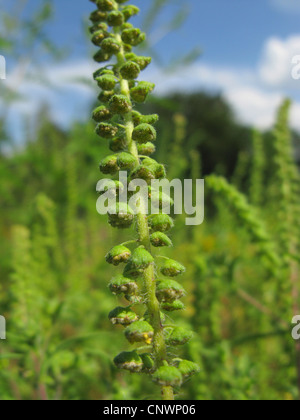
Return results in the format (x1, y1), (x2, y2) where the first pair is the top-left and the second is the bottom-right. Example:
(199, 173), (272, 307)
(120, 240), (138, 247)
(114, 22), (174, 401)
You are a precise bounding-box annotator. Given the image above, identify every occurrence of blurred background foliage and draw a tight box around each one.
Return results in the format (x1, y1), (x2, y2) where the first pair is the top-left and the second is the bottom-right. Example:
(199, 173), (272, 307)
(0, 0), (300, 401)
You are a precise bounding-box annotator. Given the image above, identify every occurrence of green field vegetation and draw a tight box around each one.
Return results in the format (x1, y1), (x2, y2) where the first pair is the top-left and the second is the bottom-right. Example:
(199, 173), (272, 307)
(0, 0), (300, 401)
(0, 93), (299, 400)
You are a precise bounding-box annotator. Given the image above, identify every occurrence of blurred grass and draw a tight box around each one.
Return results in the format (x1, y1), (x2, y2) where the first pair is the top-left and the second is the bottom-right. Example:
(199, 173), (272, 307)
(0, 94), (299, 400)
(0, 0), (299, 401)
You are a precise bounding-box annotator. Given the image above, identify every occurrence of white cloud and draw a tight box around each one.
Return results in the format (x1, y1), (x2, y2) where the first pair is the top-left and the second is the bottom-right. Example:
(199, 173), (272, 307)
(145, 61), (300, 131)
(259, 35), (300, 88)
(2, 61), (99, 142)
(270, 0), (300, 13)
(225, 87), (283, 129)
(3, 33), (300, 142)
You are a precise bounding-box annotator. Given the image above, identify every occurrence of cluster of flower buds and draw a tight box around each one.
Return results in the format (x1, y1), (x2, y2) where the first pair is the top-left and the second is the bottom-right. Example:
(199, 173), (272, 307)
(89, 0), (199, 396)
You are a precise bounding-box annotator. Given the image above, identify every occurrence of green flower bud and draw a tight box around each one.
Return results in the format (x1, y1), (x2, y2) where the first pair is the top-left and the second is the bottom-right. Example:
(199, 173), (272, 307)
(91, 30), (108, 46)
(106, 245), (131, 265)
(96, 74), (116, 90)
(90, 10), (107, 23)
(161, 300), (185, 312)
(132, 111), (159, 126)
(123, 261), (143, 279)
(89, 22), (108, 35)
(109, 94), (132, 114)
(108, 306), (138, 326)
(96, 122), (118, 139)
(122, 5), (140, 21)
(130, 82), (155, 103)
(93, 68), (114, 79)
(167, 327), (193, 346)
(151, 166), (167, 180)
(125, 321), (154, 344)
(121, 22), (133, 30)
(160, 259), (186, 277)
(132, 124), (156, 144)
(107, 11), (125, 27)
(148, 214), (174, 233)
(109, 136), (127, 152)
(114, 351), (143, 372)
(137, 142), (156, 156)
(92, 105), (112, 122)
(120, 61), (140, 80)
(125, 54), (152, 71)
(121, 28), (146, 46)
(96, 0), (114, 12)
(115, 0), (130, 3)
(131, 110), (142, 125)
(123, 44), (132, 53)
(98, 90), (115, 103)
(94, 49), (112, 63)
(140, 353), (155, 373)
(109, 274), (138, 295)
(130, 246), (154, 269)
(156, 280), (185, 302)
(101, 37), (122, 55)
(143, 158), (166, 179)
(150, 232), (173, 247)
(117, 152), (137, 171)
(130, 165), (156, 184)
(177, 360), (200, 378)
(152, 366), (182, 387)
(108, 203), (134, 228)
(99, 154), (119, 174)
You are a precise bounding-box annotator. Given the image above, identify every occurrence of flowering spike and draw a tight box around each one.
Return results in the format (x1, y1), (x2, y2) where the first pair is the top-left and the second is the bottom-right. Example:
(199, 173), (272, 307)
(89, 0), (196, 400)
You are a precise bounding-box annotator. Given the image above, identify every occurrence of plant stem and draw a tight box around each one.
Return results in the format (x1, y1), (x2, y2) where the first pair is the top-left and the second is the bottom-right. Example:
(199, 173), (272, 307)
(114, 25), (174, 401)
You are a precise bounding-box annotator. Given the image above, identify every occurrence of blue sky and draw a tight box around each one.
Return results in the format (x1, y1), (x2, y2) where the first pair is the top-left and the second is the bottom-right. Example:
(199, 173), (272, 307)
(2, 0), (300, 141)
(21, 0), (300, 66)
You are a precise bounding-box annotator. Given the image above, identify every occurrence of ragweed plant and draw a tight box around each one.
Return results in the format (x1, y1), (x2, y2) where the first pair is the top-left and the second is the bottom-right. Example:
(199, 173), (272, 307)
(89, 0), (198, 400)
(207, 100), (300, 398)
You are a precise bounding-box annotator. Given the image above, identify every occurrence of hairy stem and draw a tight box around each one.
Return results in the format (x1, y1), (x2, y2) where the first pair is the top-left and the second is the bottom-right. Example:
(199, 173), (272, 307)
(114, 24), (174, 401)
